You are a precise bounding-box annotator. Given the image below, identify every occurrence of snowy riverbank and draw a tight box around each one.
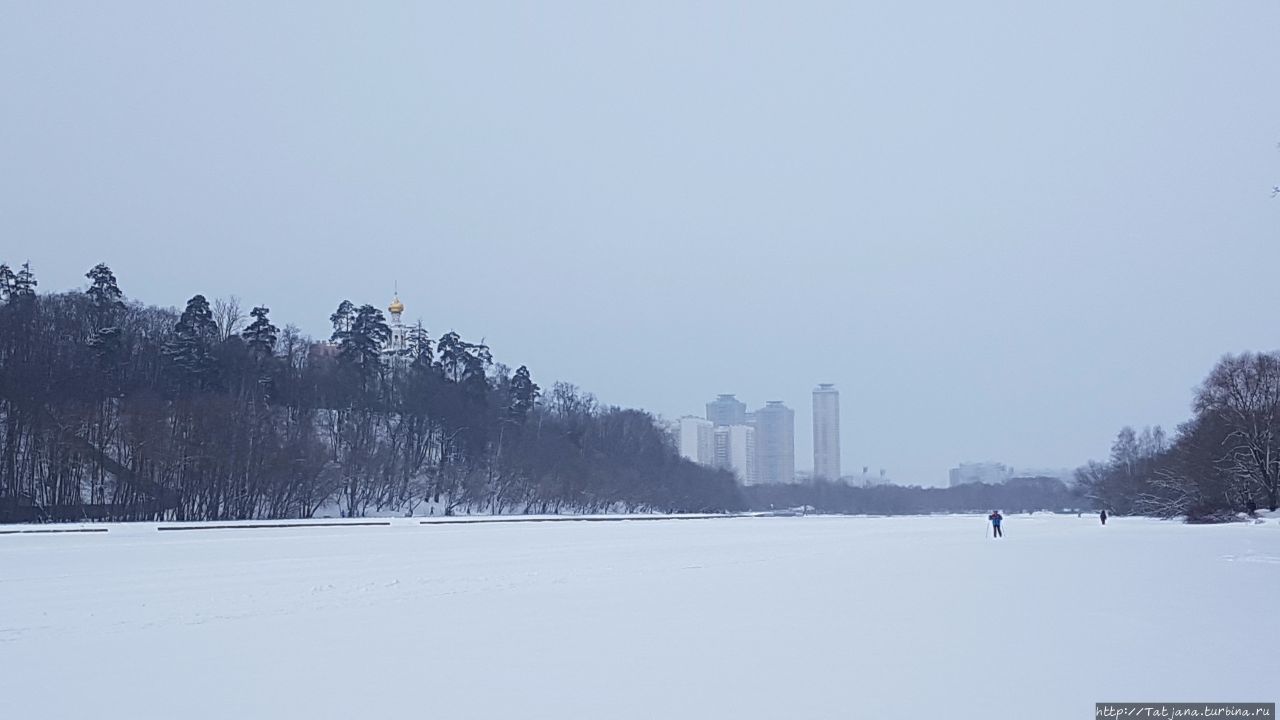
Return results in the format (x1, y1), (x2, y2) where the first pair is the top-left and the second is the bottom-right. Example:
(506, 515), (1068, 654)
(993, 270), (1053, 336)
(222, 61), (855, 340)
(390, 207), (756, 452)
(2, 513), (1276, 719)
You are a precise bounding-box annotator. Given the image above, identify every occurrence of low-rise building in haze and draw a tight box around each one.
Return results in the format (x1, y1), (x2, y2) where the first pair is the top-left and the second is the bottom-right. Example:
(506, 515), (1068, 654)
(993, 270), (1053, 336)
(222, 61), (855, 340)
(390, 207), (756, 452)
(851, 467), (893, 487)
(948, 462), (1014, 487)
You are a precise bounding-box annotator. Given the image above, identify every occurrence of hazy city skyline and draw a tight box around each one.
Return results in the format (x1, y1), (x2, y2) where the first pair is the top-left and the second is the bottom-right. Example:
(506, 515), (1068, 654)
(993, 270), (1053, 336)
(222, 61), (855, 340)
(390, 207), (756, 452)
(4, 2), (1278, 486)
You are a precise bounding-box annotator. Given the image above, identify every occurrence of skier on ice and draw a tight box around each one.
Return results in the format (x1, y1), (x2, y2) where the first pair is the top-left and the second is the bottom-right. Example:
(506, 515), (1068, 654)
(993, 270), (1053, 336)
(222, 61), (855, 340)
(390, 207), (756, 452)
(988, 510), (1003, 538)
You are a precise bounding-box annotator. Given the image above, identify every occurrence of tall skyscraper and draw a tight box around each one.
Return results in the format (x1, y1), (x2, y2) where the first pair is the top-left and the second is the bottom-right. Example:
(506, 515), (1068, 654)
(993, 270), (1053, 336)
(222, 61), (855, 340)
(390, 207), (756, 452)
(706, 394), (747, 427)
(754, 401), (795, 484)
(812, 383), (841, 482)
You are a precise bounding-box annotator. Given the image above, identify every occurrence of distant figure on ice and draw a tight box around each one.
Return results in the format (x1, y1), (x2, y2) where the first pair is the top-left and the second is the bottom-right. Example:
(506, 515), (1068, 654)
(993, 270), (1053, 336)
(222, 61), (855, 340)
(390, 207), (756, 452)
(1099, 510), (1107, 526)
(988, 510), (1003, 538)
(1245, 498), (1257, 516)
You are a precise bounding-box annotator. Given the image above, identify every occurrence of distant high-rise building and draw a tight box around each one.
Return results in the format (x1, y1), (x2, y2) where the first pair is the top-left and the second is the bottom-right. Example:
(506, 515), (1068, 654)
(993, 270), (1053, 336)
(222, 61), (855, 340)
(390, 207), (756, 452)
(714, 424), (758, 485)
(754, 401), (795, 484)
(706, 394), (747, 427)
(677, 417), (716, 466)
(812, 383), (841, 482)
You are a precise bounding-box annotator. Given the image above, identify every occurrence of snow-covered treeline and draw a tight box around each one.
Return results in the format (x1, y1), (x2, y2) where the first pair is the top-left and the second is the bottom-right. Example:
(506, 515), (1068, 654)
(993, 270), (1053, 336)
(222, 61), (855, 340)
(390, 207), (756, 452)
(744, 475), (1079, 515)
(1078, 353), (1280, 519)
(0, 262), (743, 522)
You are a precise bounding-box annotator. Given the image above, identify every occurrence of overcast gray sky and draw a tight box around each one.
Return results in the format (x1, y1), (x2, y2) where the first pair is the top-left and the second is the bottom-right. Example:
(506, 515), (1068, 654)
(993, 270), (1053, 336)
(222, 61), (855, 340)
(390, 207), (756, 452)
(3, 1), (1278, 485)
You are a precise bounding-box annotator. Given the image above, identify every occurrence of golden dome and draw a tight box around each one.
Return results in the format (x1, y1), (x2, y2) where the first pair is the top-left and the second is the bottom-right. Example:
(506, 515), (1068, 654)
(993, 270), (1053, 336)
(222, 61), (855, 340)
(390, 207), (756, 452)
(388, 296), (404, 314)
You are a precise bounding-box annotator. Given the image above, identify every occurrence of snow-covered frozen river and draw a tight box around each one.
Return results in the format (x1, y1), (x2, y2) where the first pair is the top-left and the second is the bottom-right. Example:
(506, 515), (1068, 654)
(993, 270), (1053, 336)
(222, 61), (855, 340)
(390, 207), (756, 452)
(2, 514), (1276, 718)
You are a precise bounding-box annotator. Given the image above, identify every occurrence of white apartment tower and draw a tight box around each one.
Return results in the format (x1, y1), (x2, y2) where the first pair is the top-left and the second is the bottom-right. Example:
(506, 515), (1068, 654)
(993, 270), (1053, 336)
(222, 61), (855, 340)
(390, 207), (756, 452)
(677, 417), (716, 466)
(812, 383), (841, 482)
(713, 424), (757, 485)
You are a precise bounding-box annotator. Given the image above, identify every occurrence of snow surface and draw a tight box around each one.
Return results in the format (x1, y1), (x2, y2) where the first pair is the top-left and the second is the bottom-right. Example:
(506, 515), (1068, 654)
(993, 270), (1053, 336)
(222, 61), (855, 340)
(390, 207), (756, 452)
(2, 514), (1277, 719)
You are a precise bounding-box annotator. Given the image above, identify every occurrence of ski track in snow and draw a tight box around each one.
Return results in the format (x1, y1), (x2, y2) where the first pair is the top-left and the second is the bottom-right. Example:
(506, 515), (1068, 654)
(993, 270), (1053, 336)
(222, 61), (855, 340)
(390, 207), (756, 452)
(0, 514), (1276, 719)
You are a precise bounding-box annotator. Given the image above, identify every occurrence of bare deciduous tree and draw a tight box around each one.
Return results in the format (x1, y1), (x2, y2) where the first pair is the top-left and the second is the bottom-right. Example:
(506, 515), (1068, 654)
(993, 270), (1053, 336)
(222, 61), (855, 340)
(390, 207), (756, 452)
(1194, 352), (1280, 511)
(212, 295), (244, 343)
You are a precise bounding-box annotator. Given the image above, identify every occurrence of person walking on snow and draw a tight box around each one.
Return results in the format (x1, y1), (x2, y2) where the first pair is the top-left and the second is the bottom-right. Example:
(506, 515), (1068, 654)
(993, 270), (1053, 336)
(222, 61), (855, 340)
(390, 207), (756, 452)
(988, 510), (1003, 538)
(1099, 509), (1107, 526)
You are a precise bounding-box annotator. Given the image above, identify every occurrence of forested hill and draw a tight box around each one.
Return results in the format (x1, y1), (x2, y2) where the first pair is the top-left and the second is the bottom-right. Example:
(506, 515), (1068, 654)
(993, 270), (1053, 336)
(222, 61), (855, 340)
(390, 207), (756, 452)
(0, 262), (743, 522)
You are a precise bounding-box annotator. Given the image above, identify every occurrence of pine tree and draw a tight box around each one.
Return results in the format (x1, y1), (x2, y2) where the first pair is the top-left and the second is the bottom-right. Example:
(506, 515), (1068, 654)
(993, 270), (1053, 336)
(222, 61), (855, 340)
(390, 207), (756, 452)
(336, 304), (389, 381)
(435, 332), (490, 383)
(0, 263), (14, 303)
(461, 341), (492, 401)
(85, 264), (124, 317)
(241, 306), (279, 358)
(11, 262), (37, 298)
(84, 264), (125, 361)
(329, 300), (355, 340)
(405, 321), (433, 369)
(164, 294), (219, 388)
(508, 365), (540, 421)
(1, 262), (37, 306)
(436, 331), (464, 383)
